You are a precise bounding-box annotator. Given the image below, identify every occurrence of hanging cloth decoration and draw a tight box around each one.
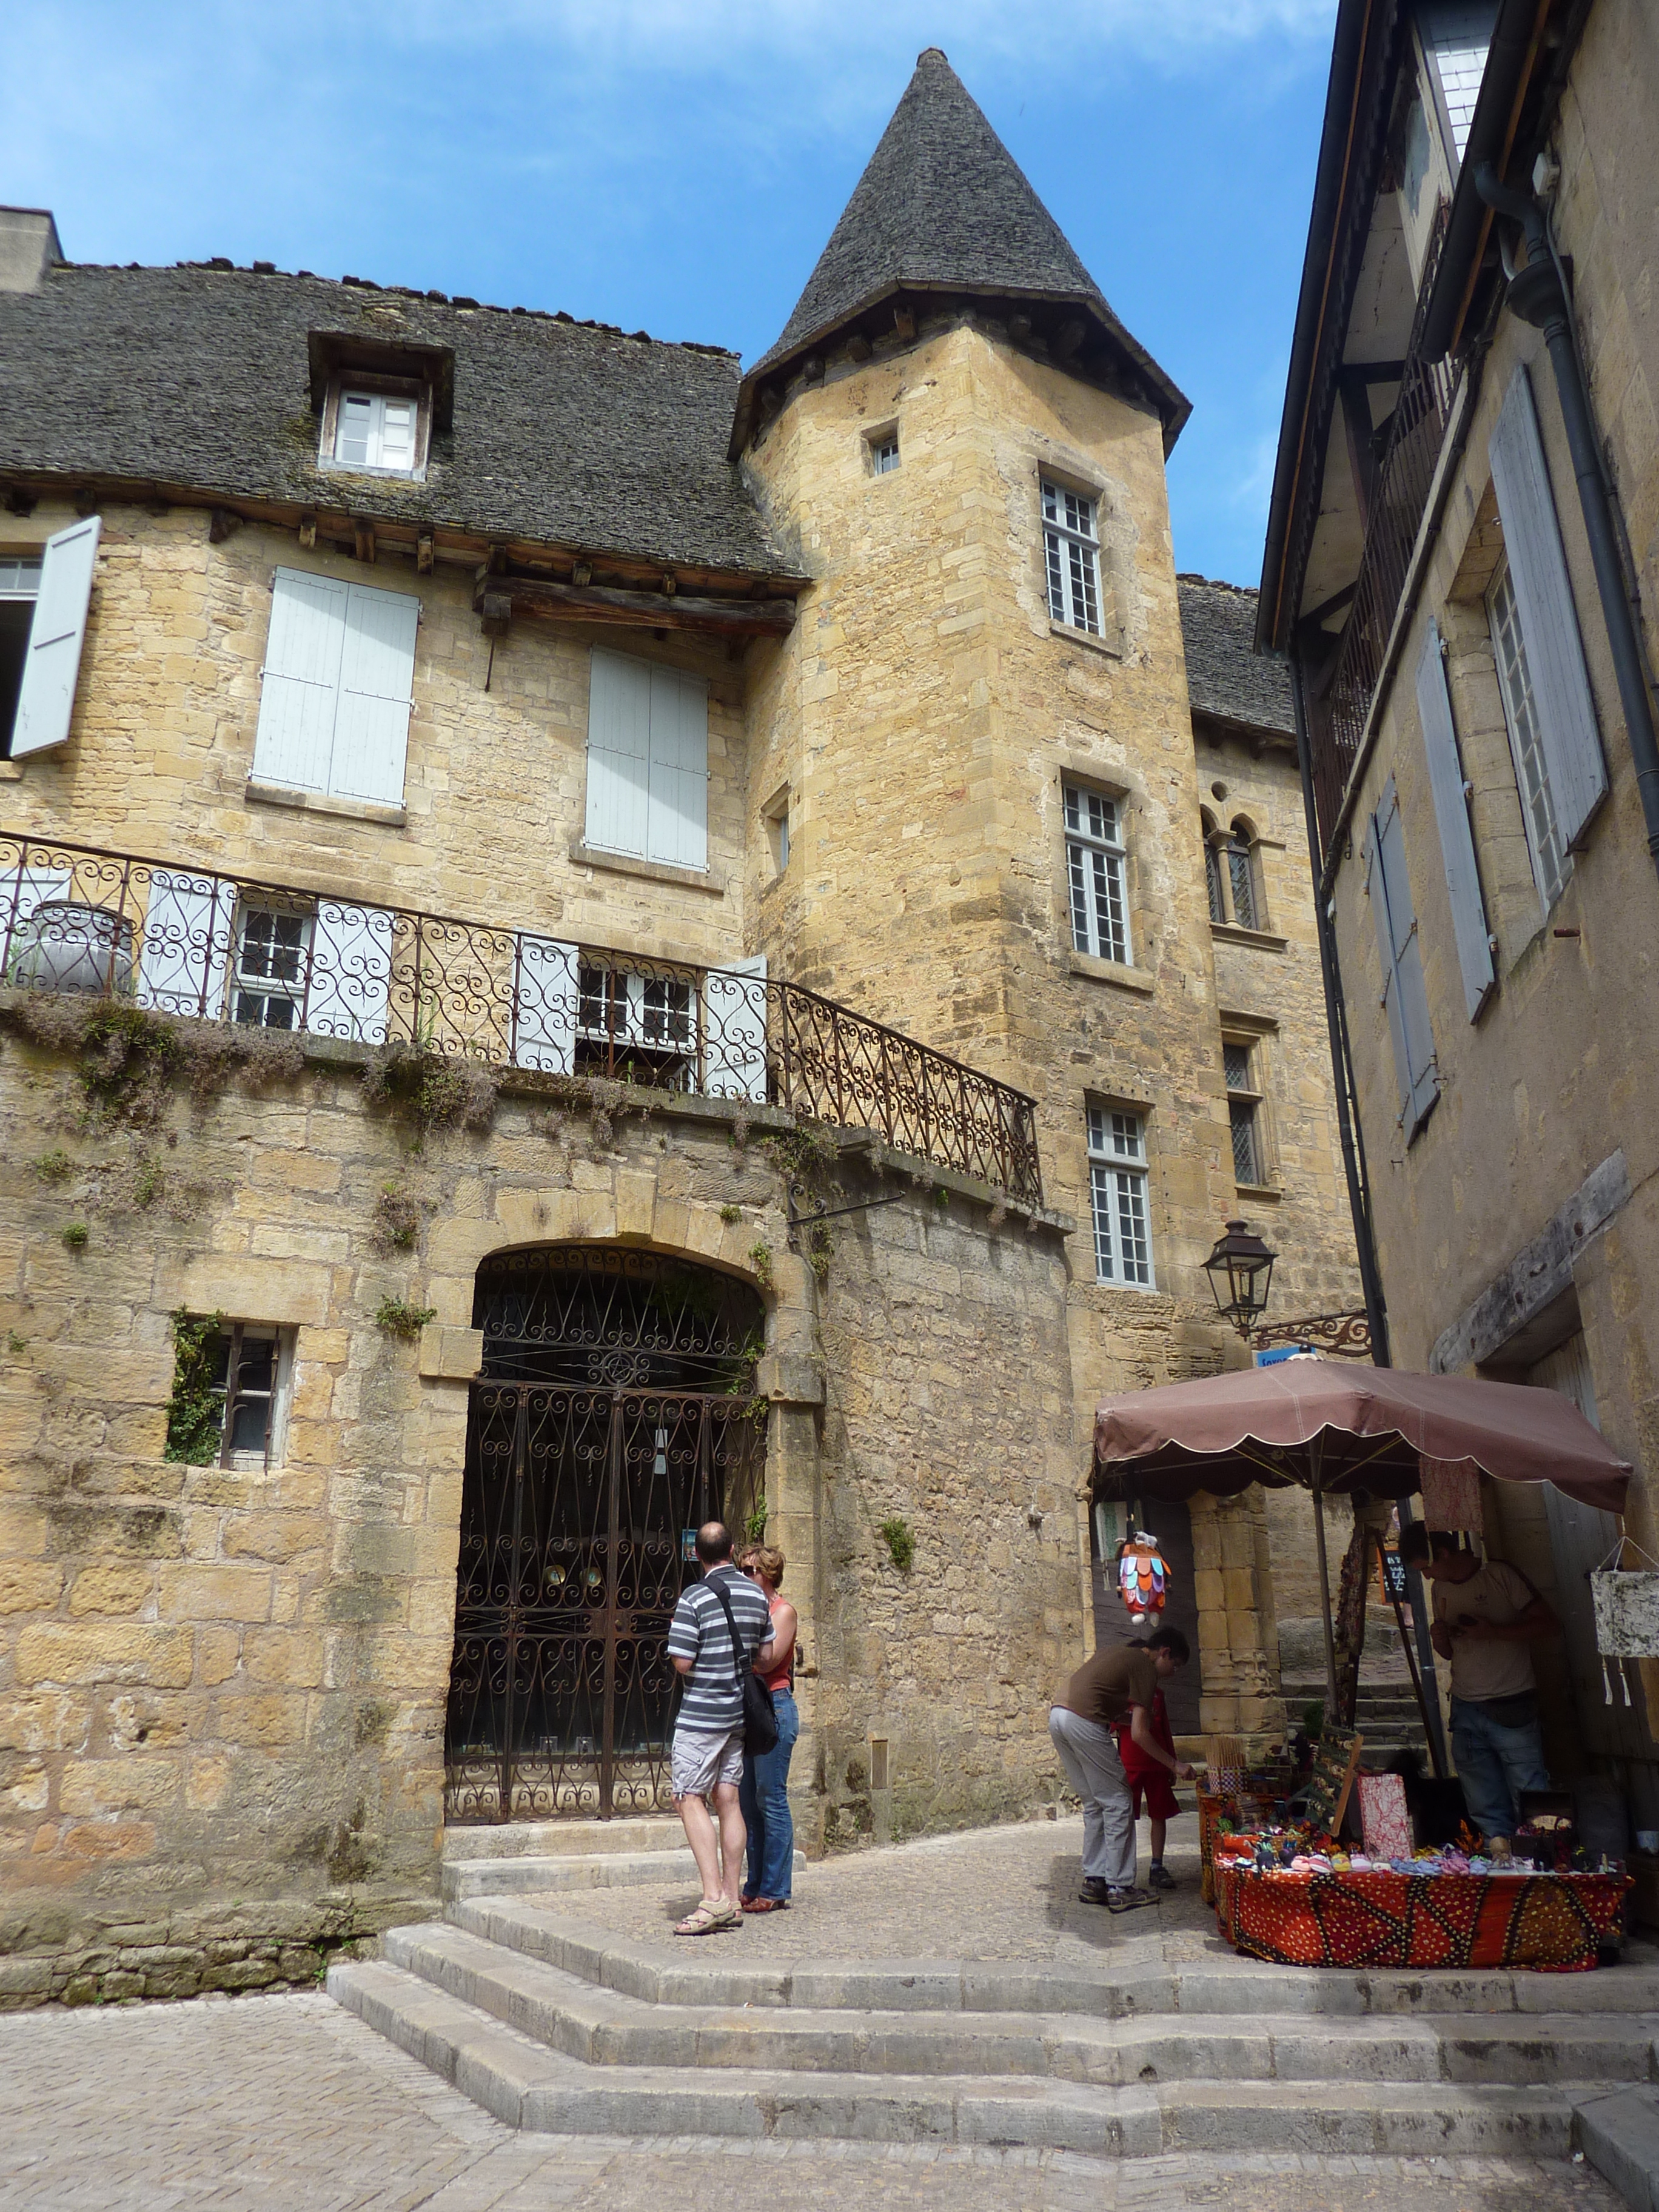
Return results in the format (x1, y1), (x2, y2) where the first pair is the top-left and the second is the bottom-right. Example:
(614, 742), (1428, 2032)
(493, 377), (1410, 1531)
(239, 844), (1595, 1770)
(1118, 1530), (1168, 1624)
(1418, 1455), (1484, 1534)
(1590, 1537), (1659, 1708)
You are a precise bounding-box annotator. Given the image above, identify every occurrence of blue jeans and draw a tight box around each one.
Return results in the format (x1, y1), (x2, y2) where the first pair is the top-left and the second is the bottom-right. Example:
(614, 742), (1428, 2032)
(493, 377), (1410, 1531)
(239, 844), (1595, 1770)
(1449, 1695), (1550, 1843)
(739, 1688), (799, 1901)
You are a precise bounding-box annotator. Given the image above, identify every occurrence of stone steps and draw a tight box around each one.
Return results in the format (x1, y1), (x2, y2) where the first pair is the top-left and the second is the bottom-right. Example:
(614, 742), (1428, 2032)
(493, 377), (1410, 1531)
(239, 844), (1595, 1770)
(328, 1954), (1606, 2157)
(372, 1918), (1659, 2089)
(443, 1845), (809, 1903)
(441, 1817), (688, 1863)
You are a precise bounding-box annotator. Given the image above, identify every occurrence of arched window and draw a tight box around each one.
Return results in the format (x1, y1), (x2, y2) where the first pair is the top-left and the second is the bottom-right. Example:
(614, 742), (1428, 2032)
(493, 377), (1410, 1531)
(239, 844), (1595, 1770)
(1200, 811), (1226, 925)
(1226, 819), (1262, 931)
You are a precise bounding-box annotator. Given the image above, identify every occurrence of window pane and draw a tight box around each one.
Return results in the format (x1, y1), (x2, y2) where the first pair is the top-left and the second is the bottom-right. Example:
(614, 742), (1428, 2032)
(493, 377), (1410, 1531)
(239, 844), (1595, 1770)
(1223, 1043), (1252, 1091)
(1489, 565), (1566, 904)
(1045, 530), (1067, 623)
(1205, 841), (1225, 923)
(873, 437), (899, 474)
(1068, 843), (1093, 954)
(1088, 847), (1127, 963)
(337, 394), (373, 466)
(1109, 1110), (1142, 1161)
(227, 1394), (270, 1455)
(1113, 1169), (1151, 1284)
(1230, 1099), (1260, 1184)
(1227, 842), (1257, 929)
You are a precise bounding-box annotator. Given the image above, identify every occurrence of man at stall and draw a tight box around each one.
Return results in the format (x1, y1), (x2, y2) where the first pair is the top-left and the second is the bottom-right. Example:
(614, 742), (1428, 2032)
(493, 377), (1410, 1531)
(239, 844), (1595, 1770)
(1050, 1627), (1195, 1912)
(1399, 1524), (1558, 1853)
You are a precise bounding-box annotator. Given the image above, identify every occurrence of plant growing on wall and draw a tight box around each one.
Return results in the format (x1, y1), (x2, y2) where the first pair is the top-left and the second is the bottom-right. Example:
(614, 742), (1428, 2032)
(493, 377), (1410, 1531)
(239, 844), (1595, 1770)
(373, 1295), (437, 1342)
(748, 1242), (774, 1290)
(372, 1185), (424, 1253)
(879, 1515), (916, 1573)
(163, 1307), (226, 1464)
(32, 1148), (73, 1184)
(361, 1042), (497, 1149)
(61, 1222), (89, 1250)
(6, 997), (303, 1129)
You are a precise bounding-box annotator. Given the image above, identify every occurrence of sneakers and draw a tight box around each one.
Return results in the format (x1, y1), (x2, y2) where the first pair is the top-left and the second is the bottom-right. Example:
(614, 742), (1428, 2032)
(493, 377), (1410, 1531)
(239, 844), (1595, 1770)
(1147, 1863), (1179, 1891)
(1078, 1877), (1114, 1907)
(1104, 1885), (1158, 1913)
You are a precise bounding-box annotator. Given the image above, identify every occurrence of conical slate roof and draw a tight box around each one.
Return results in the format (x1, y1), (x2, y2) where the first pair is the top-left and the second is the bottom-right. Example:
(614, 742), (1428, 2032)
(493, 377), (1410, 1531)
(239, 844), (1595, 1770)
(732, 50), (1188, 454)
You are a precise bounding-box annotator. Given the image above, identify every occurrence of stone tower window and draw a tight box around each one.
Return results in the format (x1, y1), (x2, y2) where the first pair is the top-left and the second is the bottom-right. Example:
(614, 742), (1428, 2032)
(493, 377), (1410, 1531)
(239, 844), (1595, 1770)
(1223, 1039), (1266, 1187)
(867, 427), (900, 475)
(1064, 783), (1130, 965)
(1087, 1105), (1154, 1287)
(1042, 477), (1102, 635)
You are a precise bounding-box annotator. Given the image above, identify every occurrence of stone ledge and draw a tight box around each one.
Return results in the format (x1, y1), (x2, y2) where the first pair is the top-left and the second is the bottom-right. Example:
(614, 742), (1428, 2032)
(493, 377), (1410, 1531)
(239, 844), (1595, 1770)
(1210, 922), (1289, 953)
(246, 777), (408, 828)
(568, 840), (726, 896)
(1067, 951), (1154, 994)
(754, 1352), (825, 1405)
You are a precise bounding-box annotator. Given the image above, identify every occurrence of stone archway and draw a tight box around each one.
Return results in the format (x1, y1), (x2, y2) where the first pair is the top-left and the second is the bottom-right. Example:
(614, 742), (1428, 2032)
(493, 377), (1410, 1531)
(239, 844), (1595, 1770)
(442, 1245), (767, 1823)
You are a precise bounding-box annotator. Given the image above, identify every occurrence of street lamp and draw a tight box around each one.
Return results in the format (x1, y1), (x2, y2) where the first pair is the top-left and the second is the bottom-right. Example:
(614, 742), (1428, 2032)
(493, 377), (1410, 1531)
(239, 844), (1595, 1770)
(1202, 1218), (1277, 1336)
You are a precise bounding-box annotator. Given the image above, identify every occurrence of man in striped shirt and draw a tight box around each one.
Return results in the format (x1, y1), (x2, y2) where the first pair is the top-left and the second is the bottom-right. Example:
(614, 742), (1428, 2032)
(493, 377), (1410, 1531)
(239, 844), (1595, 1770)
(668, 1520), (775, 1934)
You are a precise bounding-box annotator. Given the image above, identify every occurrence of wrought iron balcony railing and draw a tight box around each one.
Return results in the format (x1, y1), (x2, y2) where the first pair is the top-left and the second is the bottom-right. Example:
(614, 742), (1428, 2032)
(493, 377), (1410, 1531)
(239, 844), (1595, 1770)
(0, 831), (1044, 1207)
(1304, 202), (1458, 861)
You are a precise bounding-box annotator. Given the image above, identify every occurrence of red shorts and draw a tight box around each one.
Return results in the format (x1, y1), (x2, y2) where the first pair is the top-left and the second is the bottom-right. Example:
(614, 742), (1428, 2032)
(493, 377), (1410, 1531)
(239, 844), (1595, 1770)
(1125, 1766), (1180, 1822)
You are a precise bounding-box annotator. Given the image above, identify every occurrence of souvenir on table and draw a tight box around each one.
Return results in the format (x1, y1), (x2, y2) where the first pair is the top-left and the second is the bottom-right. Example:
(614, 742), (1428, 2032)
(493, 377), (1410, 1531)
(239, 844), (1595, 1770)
(1358, 1771), (1412, 1861)
(1118, 1531), (1168, 1624)
(1302, 1728), (1364, 1837)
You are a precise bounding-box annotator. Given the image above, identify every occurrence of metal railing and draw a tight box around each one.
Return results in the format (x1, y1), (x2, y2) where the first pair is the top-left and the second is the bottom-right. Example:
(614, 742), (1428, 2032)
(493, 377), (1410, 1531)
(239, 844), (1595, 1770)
(0, 830), (1044, 1207)
(1305, 203), (1459, 860)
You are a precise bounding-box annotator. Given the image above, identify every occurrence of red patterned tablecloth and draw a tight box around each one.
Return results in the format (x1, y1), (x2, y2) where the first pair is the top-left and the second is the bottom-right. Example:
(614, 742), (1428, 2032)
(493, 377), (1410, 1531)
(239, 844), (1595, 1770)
(1213, 1862), (1629, 1972)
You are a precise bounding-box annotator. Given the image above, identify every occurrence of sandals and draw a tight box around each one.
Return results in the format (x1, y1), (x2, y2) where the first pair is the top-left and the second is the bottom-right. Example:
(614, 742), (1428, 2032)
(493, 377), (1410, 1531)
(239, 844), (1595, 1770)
(674, 1898), (740, 1936)
(740, 1896), (789, 1914)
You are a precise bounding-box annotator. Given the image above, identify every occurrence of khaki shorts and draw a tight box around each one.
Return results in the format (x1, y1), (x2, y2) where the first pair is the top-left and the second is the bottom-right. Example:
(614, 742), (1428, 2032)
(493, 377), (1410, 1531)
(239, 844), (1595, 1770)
(671, 1726), (745, 1801)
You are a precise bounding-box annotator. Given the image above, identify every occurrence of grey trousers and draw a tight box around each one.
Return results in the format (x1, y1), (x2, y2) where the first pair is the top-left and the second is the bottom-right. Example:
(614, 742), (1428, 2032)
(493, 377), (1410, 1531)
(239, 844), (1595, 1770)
(1049, 1705), (1136, 1889)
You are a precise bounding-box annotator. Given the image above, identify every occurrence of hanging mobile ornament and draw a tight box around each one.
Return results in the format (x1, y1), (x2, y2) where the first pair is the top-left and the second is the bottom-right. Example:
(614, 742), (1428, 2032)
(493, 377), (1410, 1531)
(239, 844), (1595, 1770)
(1118, 1530), (1168, 1624)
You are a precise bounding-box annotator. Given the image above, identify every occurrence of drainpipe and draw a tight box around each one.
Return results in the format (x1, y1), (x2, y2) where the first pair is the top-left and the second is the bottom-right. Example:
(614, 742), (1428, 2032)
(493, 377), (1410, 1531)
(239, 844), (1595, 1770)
(1475, 164), (1659, 880)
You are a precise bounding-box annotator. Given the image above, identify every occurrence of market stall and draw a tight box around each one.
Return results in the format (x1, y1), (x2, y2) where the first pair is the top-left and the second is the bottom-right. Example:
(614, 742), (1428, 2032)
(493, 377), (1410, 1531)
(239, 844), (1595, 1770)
(1093, 1359), (1637, 1968)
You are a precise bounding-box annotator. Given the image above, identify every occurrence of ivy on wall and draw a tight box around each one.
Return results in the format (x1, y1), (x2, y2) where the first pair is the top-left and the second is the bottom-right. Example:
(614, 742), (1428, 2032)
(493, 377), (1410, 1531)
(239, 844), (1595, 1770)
(164, 1307), (226, 1465)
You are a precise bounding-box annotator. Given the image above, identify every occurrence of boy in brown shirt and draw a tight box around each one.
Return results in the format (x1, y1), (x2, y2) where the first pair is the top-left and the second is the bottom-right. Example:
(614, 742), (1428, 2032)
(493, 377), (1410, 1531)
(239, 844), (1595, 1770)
(1050, 1627), (1193, 1911)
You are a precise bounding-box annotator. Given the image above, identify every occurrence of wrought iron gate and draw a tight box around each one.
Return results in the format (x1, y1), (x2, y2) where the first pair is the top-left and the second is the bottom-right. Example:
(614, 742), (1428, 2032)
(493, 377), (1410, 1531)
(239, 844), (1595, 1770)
(444, 1249), (766, 1823)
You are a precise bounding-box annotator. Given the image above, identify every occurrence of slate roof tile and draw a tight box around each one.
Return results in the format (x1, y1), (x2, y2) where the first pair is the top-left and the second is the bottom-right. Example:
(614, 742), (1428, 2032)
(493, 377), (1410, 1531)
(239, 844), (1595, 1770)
(0, 263), (793, 578)
(1178, 575), (1295, 737)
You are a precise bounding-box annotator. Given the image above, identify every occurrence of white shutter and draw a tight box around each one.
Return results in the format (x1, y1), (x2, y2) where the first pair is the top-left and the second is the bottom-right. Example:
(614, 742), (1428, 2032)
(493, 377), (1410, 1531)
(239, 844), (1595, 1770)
(303, 900), (393, 1042)
(254, 569), (348, 793)
(512, 934), (578, 1074)
(703, 954), (768, 1103)
(647, 664), (709, 870)
(1366, 780), (1438, 1137)
(1489, 366), (1608, 848)
(586, 649), (652, 857)
(329, 580), (418, 806)
(0, 866), (71, 981)
(12, 517), (101, 759)
(138, 870), (232, 1019)
(1415, 621), (1495, 1021)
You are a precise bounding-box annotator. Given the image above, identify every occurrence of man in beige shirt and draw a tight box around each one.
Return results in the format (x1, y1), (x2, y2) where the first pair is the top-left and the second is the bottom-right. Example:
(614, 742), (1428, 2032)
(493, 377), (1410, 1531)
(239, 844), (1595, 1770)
(1049, 1627), (1194, 1912)
(1399, 1524), (1558, 1849)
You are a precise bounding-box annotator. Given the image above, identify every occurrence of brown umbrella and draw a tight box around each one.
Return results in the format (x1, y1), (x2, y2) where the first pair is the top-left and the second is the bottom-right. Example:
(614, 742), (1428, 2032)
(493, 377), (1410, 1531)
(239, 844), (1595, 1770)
(1093, 1358), (1631, 1716)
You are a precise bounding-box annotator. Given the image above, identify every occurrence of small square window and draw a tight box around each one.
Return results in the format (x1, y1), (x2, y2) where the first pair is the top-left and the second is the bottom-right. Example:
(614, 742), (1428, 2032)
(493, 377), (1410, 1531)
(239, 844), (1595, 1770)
(320, 382), (427, 479)
(234, 903), (313, 1030)
(171, 1320), (295, 1471)
(871, 434), (900, 475)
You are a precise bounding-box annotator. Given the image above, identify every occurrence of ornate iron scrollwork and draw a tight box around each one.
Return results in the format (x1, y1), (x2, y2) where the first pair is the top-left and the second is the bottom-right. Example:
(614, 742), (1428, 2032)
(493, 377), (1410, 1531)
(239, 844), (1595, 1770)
(1252, 1310), (1373, 1359)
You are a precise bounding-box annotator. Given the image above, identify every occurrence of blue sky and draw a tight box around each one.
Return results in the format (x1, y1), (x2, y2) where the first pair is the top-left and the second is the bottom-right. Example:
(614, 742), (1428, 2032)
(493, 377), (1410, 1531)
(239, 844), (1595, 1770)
(2, 2), (1336, 586)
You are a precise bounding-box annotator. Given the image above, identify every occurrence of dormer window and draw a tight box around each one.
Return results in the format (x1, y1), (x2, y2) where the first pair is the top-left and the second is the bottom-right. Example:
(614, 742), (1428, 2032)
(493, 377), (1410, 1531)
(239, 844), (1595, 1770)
(319, 378), (428, 480)
(334, 390), (418, 473)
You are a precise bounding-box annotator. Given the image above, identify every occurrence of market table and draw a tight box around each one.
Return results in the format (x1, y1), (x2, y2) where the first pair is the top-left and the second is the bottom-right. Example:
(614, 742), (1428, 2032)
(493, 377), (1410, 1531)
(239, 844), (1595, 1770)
(1213, 1852), (1630, 1972)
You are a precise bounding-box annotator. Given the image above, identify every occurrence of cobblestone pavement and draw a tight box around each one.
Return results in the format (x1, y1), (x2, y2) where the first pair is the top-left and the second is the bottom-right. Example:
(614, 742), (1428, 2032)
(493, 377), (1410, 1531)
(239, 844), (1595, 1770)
(0, 1986), (1622, 2212)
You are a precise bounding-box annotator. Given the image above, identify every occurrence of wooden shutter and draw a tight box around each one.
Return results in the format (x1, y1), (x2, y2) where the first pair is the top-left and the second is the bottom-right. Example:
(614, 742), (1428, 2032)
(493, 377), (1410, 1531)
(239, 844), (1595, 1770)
(1489, 365), (1607, 849)
(1415, 620), (1495, 1021)
(254, 569), (349, 793)
(12, 517), (101, 759)
(1366, 779), (1439, 1138)
(138, 870), (232, 1020)
(586, 649), (652, 856)
(512, 934), (579, 1074)
(303, 900), (393, 1041)
(329, 581), (418, 806)
(647, 664), (709, 870)
(703, 954), (768, 1102)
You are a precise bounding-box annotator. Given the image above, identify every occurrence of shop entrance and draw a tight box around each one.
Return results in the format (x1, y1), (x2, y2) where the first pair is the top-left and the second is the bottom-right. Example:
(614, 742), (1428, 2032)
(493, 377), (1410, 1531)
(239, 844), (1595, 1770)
(443, 1247), (766, 1823)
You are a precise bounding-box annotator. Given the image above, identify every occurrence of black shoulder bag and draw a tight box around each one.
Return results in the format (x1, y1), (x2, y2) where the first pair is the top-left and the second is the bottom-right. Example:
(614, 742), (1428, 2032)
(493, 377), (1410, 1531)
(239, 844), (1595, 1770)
(706, 1574), (779, 1756)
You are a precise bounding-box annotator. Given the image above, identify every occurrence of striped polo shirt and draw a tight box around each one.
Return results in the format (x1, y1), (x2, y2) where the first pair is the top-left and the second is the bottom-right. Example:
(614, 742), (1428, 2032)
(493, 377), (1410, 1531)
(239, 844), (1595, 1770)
(668, 1565), (772, 1734)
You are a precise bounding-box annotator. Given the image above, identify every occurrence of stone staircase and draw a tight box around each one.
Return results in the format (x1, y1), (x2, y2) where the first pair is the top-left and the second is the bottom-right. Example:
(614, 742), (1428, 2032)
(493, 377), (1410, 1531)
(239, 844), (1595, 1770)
(440, 1815), (812, 1905)
(330, 1822), (1659, 2163)
(1282, 1680), (1430, 1767)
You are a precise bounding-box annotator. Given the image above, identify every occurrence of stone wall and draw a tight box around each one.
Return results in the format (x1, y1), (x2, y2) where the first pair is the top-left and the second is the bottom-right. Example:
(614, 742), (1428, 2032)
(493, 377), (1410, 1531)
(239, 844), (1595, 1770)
(0, 1000), (1073, 2000)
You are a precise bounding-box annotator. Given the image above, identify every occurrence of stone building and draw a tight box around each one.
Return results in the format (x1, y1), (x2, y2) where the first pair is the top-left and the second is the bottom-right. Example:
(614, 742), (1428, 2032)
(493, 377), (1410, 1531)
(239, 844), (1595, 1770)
(0, 52), (1356, 2005)
(1258, 0), (1659, 1816)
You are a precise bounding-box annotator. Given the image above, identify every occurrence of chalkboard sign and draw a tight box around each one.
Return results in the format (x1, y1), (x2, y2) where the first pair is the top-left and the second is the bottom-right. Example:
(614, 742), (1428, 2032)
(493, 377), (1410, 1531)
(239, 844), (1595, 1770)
(1303, 1728), (1364, 1836)
(1377, 1547), (1409, 1603)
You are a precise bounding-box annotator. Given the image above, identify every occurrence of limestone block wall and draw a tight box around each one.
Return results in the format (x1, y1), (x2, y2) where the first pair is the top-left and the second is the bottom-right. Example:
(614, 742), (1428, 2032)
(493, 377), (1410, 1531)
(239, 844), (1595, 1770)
(0, 503), (757, 974)
(0, 999), (1081, 2002)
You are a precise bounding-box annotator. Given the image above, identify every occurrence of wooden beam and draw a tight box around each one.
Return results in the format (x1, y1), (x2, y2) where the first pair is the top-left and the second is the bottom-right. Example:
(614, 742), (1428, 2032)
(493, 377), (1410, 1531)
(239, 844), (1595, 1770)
(478, 574), (796, 637)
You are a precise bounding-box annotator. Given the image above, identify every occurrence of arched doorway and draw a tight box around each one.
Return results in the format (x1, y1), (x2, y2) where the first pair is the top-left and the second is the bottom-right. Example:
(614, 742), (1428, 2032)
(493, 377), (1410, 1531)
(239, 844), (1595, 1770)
(444, 1246), (767, 1823)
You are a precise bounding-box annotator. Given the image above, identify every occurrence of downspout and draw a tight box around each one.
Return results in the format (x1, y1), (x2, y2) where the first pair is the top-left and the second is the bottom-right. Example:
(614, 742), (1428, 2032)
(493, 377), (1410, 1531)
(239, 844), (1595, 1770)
(1290, 657), (1392, 1370)
(1475, 164), (1659, 880)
